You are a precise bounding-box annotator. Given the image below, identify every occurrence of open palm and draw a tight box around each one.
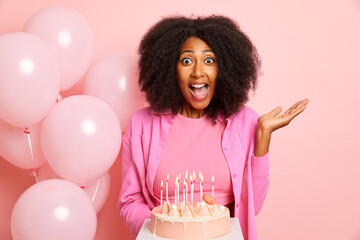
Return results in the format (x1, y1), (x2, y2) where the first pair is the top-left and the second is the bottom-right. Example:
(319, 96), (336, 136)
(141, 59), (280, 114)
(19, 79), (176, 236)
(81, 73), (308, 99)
(258, 98), (309, 133)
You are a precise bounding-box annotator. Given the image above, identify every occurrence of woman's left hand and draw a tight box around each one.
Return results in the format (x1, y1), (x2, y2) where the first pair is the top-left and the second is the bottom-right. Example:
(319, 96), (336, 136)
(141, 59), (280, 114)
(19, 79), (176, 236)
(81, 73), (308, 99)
(258, 98), (309, 134)
(254, 98), (309, 157)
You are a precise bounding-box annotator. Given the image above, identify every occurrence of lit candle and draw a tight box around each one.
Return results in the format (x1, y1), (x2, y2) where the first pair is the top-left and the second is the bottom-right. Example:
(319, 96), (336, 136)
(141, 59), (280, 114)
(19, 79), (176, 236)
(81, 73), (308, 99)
(200, 174), (203, 202)
(178, 174), (181, 206)
(212, 176), (214, 198)
(183, 180), (186, 203)
(175, 176), (178, 206)
(198, 170), (201, 198)
(190, 175), (193, 207)
(166, 174), (169, 202)
(161, 180), (163, 208)
(192, 171), (196, 204)
(185, 170), (188, 203)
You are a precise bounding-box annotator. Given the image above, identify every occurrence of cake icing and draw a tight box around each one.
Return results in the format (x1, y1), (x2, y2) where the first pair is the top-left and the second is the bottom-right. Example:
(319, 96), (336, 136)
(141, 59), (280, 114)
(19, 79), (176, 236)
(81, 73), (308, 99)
(149, 195), (231, 240)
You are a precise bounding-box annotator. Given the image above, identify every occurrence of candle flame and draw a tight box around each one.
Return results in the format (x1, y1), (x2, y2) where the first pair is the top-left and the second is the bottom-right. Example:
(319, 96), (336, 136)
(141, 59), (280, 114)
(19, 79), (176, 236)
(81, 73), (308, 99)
(161, 180), (163, 188)
(199, 171), (202, 179)
(190, 175), (193, 182)
(192, 171), (195, 179)
(212, 176), (214, 184)
(186, 170), (188, 180)
(178, 173), (181, 180)
(200, 175), (203, 183)
(167, 174), (169, 181)
(183, 180), (186, 187)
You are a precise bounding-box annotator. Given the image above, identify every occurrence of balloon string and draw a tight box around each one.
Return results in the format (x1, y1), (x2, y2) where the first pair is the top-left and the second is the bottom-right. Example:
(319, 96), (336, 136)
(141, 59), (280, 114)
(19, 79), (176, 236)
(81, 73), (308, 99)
(31, 168), (39, 183)
(24, 127), (38, 183)
(57, 93), (63, 102)
(24, 128), (34, 161)
(92, 178), (101, 203)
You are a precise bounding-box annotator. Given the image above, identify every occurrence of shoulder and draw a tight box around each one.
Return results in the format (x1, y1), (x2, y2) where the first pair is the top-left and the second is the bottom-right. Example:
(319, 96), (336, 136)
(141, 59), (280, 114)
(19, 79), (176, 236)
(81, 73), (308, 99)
(129, 106), (172, 124)
(126, 107), (172, 136)
(130, 106), (153, 123)
(231, 105), (259, 124)
(124, 107), (154, 137)
(229, 106), (259, 142)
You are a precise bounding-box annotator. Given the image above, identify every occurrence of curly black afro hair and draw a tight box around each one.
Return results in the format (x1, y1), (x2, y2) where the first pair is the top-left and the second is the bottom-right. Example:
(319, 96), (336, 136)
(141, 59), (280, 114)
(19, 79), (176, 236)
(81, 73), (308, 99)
(138, 15), (261, 120)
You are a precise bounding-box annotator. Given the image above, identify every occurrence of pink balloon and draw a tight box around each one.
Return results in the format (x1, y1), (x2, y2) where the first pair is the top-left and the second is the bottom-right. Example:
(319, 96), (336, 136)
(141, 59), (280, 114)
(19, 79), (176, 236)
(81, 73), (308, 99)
(0, 32), (60, 128)
(41, 95), (121, 186)
(11, 179), (97, 240)
(83, 53), (145, 130)
(0, 118), (46, 169)
(83, 171), (111, 213)
(37, 163), (111, 213)
(24, 6), (94, 91)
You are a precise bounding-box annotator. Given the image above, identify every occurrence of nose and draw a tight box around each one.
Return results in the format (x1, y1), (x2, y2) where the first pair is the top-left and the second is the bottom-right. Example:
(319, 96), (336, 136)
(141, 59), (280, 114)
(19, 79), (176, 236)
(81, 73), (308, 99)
(191, 62), (204, 78)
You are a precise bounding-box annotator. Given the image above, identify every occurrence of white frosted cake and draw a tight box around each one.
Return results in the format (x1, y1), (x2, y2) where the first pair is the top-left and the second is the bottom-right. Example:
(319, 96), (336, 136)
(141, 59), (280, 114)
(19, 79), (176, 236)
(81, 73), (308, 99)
(149, 194), (231, 240)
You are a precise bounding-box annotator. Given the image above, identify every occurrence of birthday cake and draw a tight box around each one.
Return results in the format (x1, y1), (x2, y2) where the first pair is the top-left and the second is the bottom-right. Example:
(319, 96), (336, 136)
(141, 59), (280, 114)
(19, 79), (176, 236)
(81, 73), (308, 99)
(149, 194), (231, 240)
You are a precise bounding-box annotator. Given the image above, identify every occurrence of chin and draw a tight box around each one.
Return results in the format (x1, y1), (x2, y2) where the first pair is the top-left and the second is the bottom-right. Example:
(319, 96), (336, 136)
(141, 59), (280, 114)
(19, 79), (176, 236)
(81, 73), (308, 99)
(189, 101), (211, 110)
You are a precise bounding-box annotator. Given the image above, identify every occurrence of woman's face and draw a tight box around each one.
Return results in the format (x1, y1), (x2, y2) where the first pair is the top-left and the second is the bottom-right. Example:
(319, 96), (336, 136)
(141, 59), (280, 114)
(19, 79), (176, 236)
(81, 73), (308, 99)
(176, 37), (218, 114)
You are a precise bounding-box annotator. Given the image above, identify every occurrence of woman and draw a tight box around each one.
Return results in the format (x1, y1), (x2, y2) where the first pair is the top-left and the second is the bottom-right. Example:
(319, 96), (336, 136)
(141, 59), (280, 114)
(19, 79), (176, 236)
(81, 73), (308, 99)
(118, 15), (308, 240)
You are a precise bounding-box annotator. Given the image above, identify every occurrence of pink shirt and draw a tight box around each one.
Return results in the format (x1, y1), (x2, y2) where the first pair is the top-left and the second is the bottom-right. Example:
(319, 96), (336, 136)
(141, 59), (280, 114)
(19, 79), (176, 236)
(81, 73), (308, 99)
(153, 113), (233, 205)
(118, 106), (269, 240)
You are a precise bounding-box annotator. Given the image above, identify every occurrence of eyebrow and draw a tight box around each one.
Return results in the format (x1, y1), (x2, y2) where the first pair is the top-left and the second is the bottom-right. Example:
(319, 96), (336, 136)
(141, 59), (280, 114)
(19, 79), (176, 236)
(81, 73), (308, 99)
(180, 49), (214, 55)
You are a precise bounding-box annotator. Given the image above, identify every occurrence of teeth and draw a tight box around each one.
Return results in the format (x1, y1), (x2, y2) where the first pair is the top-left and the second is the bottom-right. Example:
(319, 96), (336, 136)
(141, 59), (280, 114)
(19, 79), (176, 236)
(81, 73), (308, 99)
(191, 84), (206, 88)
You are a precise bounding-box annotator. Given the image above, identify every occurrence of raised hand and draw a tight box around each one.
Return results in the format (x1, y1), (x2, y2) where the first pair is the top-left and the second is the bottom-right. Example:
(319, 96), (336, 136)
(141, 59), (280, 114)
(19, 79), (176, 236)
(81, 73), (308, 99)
(258, 98), (309, 133)
(254, 98), (309, 157)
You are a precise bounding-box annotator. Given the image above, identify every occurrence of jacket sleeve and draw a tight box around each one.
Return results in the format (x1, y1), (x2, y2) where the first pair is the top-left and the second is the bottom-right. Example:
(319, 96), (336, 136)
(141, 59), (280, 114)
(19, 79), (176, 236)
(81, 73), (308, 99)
(251, 152), (269, 215)
(241, 110), (270, 216)
(249, 110), (270, 215)
(239, 110), (270, 240)
(117, 120), (151, 235)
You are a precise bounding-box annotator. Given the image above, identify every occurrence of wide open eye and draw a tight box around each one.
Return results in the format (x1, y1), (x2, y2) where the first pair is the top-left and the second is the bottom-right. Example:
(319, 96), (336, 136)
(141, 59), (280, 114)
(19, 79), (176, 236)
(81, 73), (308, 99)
(204, 58), (215, 64)
(180, 58), (192, 64)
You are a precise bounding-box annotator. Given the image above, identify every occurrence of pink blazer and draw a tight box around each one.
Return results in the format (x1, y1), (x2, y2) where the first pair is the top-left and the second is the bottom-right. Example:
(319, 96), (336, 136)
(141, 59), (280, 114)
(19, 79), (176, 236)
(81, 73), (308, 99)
(118, 106), (269, 240)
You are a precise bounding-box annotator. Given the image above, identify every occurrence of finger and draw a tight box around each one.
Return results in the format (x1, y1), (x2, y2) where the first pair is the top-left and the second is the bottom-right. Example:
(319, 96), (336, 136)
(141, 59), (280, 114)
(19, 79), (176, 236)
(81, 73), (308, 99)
(281, 98), (309, 116)
(267, 106), (282, 117)
(296, 98), (309, 108)
(289, 104), (307, 121)
(288, 99), (309, 115)
(302, 98), (310, 104)
(279, 103), (307, 121)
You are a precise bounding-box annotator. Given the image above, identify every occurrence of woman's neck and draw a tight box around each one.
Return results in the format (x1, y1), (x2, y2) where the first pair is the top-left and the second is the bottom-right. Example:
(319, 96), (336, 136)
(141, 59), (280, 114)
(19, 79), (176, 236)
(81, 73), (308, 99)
(180, 103), (205, 118)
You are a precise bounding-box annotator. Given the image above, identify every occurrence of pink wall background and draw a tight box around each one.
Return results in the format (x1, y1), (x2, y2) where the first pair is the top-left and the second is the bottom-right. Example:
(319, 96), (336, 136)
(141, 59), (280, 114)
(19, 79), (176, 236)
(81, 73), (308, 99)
(1, 0), (360, 239)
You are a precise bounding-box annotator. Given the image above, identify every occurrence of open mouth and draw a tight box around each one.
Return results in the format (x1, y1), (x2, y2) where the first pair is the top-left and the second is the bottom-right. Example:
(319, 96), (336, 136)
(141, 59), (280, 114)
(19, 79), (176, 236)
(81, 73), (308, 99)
(189, 83), (209, 100)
